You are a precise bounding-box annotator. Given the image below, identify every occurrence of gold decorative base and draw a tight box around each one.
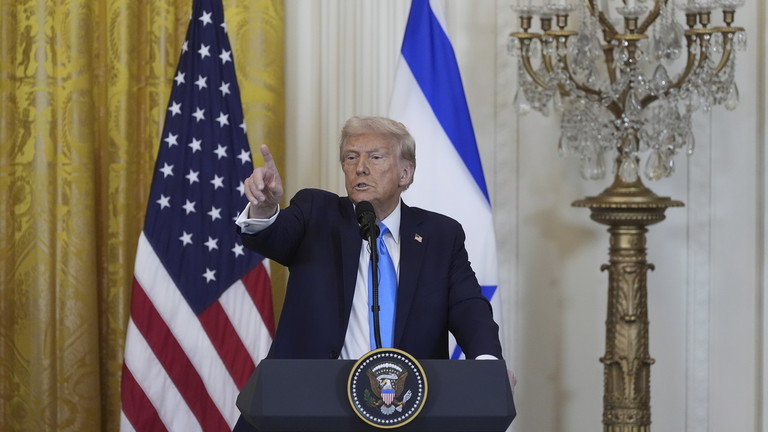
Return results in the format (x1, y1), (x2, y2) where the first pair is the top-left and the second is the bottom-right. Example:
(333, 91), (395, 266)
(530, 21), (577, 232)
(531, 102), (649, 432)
(573, 175), (683, 432)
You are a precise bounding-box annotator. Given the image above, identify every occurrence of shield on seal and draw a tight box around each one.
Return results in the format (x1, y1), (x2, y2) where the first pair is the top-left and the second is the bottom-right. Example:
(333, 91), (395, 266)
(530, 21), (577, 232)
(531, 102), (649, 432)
(382, 383), (395, 405)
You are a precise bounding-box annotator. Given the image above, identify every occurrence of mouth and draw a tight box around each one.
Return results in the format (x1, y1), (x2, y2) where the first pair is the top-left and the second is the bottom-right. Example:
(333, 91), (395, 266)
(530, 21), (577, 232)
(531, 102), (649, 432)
(354, 182), (371, 190)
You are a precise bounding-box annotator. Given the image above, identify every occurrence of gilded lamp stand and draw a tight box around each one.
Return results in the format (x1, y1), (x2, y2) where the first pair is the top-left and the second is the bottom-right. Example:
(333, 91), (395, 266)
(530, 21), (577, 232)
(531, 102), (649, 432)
(508, 0), (745, 429)
(573, 165), (682, 431)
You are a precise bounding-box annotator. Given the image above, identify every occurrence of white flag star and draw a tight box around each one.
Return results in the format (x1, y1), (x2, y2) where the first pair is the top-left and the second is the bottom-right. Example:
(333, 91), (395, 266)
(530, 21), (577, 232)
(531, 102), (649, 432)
(198, 44), (211, 59)
(181, 40), (189, 53)
(185, 169), (200, 184)
(195, 75), (208, 90)
(203, 268), (216, 282)
(208, 206), (222, 221)
(219, 49), (232, 64)
(188, 137), (202, 153)
(179, 231), (193, 246)
(219, 82), (230, 96)
(199, 10), (213, 26)
(210, 174), (224, 189)
(192, 107), (205, 122)
(214, 144), (228, 160)
(215, 112), (229, 127)
(237, 149), (252, 164)
(156, 194), (171, 209)
(174, 71), (185, 86)
(204, 236), (219, 251)
(232, 243), (244, 258)
(164, 133), (178, 147)
(159, 163), (174, 178)
(183, 199), (196, 214)
(168, 101), (182, 117)
(237, 181), (245, 196)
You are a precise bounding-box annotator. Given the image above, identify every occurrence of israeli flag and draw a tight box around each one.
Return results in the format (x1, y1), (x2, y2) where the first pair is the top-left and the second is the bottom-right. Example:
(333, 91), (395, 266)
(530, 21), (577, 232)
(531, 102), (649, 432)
(389, 0), (501, 359)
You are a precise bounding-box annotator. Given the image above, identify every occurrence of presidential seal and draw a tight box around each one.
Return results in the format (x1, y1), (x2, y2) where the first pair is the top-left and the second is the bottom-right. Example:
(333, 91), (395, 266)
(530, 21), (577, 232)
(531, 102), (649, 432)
(347, 348), (428, 428)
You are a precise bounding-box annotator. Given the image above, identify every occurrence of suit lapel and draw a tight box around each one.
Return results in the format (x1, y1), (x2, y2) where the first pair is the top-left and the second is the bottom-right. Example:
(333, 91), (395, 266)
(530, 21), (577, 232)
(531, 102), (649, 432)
(394, 202), (425, 347)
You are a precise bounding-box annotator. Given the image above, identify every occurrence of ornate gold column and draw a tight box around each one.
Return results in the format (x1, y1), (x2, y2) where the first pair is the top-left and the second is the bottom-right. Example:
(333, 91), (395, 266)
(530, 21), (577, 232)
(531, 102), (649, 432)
(573, 170), (682, 431)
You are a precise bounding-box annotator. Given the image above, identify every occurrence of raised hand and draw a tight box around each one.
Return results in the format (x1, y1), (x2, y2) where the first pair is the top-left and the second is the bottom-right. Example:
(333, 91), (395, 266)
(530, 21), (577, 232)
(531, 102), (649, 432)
(244, 144), (284, 219)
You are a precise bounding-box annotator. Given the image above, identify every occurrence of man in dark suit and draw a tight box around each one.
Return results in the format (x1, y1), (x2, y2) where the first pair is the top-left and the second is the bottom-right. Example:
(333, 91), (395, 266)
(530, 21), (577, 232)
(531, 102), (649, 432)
(235, 116), (502, 360)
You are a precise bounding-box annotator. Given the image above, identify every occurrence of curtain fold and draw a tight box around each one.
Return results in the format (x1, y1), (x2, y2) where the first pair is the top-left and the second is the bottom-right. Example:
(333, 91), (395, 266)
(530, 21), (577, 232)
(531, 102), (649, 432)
(0, 0), (284, 430)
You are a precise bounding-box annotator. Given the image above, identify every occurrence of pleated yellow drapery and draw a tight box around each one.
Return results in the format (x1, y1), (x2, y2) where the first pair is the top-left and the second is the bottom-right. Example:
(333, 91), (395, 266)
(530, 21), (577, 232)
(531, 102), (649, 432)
(0, 0), (284, 430)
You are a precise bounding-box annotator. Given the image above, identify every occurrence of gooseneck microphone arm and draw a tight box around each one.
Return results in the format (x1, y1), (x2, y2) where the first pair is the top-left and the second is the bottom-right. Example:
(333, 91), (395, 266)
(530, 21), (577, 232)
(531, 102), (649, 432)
(355, 201), (382, 350)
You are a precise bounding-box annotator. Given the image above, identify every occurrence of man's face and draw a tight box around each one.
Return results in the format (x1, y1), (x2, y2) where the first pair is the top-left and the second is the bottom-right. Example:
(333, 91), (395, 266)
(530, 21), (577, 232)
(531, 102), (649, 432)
(341, 133), (412, 220)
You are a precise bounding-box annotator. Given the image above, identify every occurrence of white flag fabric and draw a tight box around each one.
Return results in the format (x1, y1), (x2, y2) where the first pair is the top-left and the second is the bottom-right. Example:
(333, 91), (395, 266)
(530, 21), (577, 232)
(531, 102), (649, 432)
(389, 0), (501, 359)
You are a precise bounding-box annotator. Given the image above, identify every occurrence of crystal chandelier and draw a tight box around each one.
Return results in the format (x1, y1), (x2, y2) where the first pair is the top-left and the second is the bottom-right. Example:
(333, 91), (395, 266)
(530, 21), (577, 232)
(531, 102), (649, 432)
(508, 0), (747, 182)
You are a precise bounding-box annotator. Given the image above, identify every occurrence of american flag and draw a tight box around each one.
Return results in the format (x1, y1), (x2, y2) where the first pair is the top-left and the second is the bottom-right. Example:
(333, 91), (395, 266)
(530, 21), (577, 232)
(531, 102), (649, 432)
(120, 0), (275, 430)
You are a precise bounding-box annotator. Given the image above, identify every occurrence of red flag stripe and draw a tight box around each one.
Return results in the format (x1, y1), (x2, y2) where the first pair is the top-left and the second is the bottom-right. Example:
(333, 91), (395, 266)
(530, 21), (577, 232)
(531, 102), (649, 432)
(130, 278), (230, 431)
(120, 363), (168, 432)
(198, 300), (256, 389)
(242, 264), (276, 336)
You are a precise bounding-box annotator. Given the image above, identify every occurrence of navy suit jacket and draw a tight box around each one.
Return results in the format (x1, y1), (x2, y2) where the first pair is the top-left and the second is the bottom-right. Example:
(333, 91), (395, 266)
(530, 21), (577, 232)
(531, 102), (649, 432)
(239, 188), (502, 360)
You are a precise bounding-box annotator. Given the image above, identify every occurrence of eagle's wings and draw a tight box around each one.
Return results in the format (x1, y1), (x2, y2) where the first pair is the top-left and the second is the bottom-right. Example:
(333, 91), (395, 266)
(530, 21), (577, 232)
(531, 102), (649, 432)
(366, 369), (382, 398)
(394, 371), (408, 397)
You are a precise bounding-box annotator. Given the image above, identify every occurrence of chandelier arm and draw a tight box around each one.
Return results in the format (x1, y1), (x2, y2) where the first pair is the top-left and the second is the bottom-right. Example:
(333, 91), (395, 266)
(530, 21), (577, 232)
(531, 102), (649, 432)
(556, 56), (623, 117)
(587, 0), (618, 41)
(665, 33), (701, 91)
(637, 0), (666, 35)
(692, 32), (712, 77)
(639, 94), (659, 110)
(521, 51), (550, 89)
(712, 29), (739, 74)
(603, 45), (618, 84)
(713, 43), (733, 75)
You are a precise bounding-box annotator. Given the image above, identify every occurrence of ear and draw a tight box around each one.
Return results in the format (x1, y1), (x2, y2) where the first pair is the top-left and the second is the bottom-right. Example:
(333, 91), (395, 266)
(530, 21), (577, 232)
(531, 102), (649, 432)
(398, 163), (414, 188)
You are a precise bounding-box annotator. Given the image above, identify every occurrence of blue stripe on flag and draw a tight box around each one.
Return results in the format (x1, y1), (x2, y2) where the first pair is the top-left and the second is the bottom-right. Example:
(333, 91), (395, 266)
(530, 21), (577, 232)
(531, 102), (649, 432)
(481, 285), (497, 302)
(400, 0), (489, 203)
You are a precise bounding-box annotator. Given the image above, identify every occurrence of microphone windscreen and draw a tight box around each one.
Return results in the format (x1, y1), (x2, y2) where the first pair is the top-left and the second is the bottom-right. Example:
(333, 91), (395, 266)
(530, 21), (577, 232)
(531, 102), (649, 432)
(355, 200), (375, 223)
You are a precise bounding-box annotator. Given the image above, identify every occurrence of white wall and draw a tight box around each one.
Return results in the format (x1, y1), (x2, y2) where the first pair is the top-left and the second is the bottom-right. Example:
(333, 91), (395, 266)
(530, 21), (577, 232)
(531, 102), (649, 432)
(285, 0), (767, 430)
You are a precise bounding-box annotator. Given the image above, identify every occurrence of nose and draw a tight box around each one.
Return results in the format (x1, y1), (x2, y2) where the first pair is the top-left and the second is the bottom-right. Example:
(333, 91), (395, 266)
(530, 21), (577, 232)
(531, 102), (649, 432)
(355, 157), (369, 175)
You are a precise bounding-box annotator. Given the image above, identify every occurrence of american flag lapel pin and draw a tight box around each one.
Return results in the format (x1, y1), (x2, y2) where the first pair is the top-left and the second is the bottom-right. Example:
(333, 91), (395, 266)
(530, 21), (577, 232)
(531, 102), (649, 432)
(414, 234), (422, 243)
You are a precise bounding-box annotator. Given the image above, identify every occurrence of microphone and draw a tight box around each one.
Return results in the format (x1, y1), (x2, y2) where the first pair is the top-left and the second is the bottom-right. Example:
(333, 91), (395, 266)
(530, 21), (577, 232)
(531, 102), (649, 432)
(355, 201), (379, 240)
(355, 200), (383, 349)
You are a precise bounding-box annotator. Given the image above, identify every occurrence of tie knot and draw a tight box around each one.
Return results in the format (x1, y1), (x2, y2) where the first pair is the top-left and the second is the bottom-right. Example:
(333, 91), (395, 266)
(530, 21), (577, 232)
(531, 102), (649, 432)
(377, 222), (390, 239)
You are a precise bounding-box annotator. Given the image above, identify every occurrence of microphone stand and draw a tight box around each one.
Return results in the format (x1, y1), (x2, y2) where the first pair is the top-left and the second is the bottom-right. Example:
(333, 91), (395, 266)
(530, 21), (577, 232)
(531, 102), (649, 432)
(366, 227), (383, 350)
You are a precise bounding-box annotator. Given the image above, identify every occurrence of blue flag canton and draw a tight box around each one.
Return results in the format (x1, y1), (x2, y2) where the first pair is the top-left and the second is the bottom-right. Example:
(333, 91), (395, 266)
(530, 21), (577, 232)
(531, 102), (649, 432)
(144, 0), (263, 315)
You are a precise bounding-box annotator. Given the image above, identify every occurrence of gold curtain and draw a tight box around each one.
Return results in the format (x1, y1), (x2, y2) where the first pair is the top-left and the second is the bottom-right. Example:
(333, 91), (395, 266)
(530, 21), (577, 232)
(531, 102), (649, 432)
(0, 0), (284, 430)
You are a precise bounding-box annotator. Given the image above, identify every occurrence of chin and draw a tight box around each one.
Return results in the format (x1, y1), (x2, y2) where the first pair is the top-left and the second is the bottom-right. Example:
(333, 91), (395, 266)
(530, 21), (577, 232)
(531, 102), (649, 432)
(349, 191), (373, 203)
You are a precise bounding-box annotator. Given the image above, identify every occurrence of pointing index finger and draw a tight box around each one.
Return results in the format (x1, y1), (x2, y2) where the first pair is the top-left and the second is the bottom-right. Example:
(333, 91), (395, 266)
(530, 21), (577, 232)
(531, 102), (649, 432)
(260, 144), (276, 169)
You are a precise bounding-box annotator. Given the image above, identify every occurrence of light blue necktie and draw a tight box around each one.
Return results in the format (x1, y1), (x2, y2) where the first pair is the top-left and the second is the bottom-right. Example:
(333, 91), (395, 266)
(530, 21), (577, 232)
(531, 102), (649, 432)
(369, 222), (397, 350)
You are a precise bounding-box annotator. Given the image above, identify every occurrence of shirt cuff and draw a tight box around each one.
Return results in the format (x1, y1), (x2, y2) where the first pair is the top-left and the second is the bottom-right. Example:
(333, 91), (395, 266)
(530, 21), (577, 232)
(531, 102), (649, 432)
(474, 354), (498, 360)
(235, 203), (279, 234)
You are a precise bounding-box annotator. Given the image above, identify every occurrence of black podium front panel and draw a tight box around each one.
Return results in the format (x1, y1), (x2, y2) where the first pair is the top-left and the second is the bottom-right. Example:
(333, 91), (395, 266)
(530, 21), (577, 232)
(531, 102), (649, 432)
(237, 359), (515, 432)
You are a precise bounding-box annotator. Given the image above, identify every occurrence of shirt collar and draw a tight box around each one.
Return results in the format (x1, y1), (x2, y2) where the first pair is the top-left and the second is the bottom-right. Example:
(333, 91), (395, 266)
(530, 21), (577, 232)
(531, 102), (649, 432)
(379, 201), (401, 245)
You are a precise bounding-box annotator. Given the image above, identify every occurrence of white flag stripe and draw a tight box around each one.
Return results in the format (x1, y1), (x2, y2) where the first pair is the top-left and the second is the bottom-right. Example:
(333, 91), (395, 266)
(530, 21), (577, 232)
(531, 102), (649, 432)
(119, 411), (137, 432)
(123, 320), (201, 432)
(133, 234), (240, 422)
(219, 280), (273, 364)
(427, 0), (448, 34)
